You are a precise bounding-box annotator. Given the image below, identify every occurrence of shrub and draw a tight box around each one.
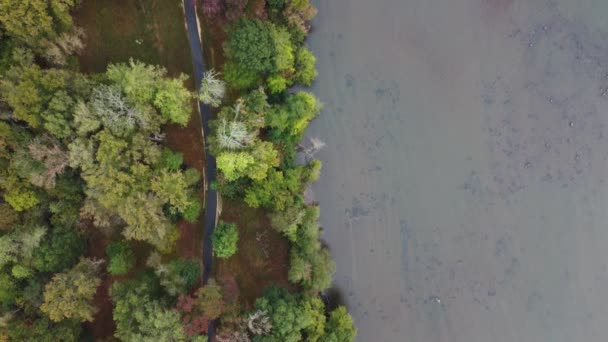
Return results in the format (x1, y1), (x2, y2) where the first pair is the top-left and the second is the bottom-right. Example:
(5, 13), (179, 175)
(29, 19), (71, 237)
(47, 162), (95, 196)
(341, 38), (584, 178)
(161, 149), (184, 171)
(182, 199), (202, 223)
(212, 222), (239, 258)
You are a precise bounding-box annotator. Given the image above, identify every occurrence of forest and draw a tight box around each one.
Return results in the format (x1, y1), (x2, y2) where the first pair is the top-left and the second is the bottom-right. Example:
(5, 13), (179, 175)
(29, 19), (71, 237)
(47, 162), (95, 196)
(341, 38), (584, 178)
(0, 0), (356, 341)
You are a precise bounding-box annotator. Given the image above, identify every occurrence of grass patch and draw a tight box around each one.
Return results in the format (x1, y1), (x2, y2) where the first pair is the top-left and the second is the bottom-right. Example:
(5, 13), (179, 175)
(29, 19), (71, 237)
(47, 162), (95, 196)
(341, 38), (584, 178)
(75, 0), (192, 78)
(216, 200), (293, 309)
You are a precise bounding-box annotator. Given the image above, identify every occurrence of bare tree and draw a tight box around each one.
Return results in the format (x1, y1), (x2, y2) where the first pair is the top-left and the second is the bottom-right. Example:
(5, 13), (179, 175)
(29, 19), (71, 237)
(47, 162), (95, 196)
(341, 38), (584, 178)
(217, 103), (256, 149)
(199, 69), (226, 108)
(247, 310), (272, 336)
(90, 85), (153, 134)
(28, 137), (69, 189)
(42, 27), (86, 66)
(299, 136), (326, 161)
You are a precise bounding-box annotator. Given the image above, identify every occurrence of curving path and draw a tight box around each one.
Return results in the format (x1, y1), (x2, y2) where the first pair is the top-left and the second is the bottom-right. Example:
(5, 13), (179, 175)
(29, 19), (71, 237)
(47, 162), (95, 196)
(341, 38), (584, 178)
(184, 0), (217, 339)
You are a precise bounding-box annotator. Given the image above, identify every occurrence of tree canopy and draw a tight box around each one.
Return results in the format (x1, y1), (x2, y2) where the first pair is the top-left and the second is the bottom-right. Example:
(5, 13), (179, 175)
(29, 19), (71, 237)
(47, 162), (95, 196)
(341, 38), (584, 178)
(40, 258), (102, 322)
(212, 221), (239, 258)
(0, 0), (78, 45)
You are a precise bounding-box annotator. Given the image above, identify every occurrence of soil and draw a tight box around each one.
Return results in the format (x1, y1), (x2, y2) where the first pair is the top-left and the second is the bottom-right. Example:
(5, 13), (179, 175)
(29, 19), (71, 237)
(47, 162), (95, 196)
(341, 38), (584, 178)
(215, 200), (293, 309)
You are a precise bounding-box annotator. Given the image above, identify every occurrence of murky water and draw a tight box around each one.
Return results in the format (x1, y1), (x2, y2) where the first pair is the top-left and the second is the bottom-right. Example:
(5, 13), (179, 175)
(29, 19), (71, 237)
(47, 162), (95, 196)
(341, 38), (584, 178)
(306, 1), (608, 341)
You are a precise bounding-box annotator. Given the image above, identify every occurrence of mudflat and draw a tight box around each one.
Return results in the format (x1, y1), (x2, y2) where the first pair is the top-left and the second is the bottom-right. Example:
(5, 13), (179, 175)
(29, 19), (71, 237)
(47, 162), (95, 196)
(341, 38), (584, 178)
(306, 0), (608, 341)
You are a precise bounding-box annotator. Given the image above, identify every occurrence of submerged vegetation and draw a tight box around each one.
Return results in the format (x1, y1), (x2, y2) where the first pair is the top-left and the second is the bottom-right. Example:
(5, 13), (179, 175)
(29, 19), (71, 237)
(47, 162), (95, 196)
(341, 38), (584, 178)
(0, 0), (355, 340)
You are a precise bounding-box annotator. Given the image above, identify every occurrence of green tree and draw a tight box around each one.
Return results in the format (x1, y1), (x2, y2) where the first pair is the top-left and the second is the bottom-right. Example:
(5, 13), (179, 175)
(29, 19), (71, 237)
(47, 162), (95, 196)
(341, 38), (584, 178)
(248, 141), (280, 180)
(267, 0), (286, 12)
(47, 172), (85, 227)
(217, 151), (255, 181)
(148, 254), (201, 296)
(40, 258), (102, 322)
(122, 301), (186, 341)
(160, 149), (184, 171)
(183, 199), (202, 223)
(3, 188), (39, 212)
(0, 273), (17, 306)
(106, 59), (192, 127)
(271, 26), (295, 75)
(153, 74), (192, 126)
(245, 167), (309, 211)
(151, 169), (195, 212)
(212, 221), (239, 258)
(294, 47), (317, 86)
(0, 225), (46, 267)
(0, 65), (88, 131)
(111, 274), (187, 341)
(286, 205), (335, 292)
(267, 91), (321, 136)
(321, 306), (357, 342)
(303, 296), (327, 342)
(106, 59), (165, 105)
(106, 241), (135, 275)
(267, 74), (288, 94)
(289, 246), (335, 292)
(32, 225), (85, 273)
(8, 317), (82, 342)
(119, 193), (177, 252)
(269, 203), (307, 241)
(253, 287), (317, 342)
(224, 19), (297, 89)
(223, 62), (262, 90)
(225, 19), (276, 76)
(0, 0), (78, 44)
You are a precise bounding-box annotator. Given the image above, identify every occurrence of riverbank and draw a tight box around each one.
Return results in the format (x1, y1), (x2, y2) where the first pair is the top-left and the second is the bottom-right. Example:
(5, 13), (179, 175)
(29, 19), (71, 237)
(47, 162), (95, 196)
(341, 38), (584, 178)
(193, 2), (293, 311)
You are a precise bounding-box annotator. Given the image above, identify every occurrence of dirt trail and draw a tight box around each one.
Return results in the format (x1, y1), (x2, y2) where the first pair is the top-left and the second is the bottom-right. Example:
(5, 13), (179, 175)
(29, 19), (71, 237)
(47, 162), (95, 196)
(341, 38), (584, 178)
(306, 0), (608, 341)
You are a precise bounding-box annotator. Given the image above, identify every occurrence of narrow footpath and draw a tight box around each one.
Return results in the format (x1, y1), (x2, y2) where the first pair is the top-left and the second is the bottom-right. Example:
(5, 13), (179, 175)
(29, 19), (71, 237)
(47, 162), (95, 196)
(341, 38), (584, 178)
(183, 0), (217, 338)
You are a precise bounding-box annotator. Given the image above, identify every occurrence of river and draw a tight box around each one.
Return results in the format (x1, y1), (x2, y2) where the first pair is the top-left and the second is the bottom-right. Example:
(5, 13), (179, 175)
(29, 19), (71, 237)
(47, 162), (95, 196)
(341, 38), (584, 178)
(305, 0), (608, 341)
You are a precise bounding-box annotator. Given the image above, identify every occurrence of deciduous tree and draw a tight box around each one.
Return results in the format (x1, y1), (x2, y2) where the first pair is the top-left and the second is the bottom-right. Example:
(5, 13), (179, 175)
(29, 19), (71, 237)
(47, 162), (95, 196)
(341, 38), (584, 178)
(32, 225), (85, 273)
(40, 258), (102, 322)
(195, 280), (226, 319)
(200, 69), (226, 108)
(320, 306), (357, 342)
(0, 0), (78, 44)
(106, 241), (135, 275)
(111, 274), (187, 341)
(294, 47), (317, 86)
(253, 287), (314, 342)
(212, 221), (239, 258)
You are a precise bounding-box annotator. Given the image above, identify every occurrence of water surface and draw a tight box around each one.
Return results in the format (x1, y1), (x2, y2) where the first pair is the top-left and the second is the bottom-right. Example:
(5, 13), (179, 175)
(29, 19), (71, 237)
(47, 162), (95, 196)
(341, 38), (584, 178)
(306, 1), (608, 341)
